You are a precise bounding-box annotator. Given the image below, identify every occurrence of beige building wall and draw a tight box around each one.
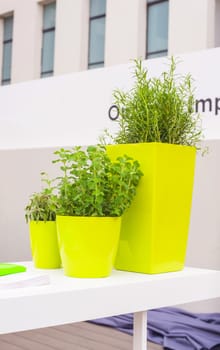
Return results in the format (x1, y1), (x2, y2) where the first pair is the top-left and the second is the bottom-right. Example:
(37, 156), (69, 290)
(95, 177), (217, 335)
(169, 0), (216, 54)
(0, 0), (42, 83)
(105, 0), (146, 66)
(54, 0), (89, 74)
(0, 0), (219, 84)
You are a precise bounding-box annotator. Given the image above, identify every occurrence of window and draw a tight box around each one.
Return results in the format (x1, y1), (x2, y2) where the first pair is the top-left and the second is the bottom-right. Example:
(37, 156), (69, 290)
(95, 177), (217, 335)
(41, 2), (56, 78)
(146, 0), (169, 58)
(88, 0), (106, 69)
(1, 15), (13, 85)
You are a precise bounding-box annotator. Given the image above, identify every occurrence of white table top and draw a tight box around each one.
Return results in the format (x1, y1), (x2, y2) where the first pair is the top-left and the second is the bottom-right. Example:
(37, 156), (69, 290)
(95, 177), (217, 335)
(0, 262), (220, 334)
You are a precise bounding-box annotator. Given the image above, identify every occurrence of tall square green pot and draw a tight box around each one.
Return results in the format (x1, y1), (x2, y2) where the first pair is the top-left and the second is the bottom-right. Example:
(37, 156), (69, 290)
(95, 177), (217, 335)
(107, 142), (196, 274)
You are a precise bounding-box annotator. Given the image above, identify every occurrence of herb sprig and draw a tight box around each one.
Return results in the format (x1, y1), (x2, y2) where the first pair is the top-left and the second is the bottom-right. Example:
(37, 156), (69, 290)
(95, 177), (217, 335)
(53, 145), (143, 217)
(112, 58), (202, 149)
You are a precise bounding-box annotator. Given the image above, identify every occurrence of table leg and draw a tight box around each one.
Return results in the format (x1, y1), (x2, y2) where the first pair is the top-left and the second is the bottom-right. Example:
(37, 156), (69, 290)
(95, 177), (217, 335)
(133, 311), (147, 350)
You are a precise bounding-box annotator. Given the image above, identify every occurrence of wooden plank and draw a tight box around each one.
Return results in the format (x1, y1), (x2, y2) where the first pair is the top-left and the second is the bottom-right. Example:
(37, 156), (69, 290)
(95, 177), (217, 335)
(0, 339), (23, 350)
(30, 327), (115, 350)
(0, 333), (54, 350)
(74, 321), (132, 343)
(16, 331), (88, 350)
(52, 323), (130, 350)
(0, 322), (163, 350)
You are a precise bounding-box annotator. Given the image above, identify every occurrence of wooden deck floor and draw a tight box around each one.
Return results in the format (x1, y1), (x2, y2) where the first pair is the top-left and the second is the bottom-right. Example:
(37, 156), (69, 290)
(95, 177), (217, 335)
(0, 322), (163, 350)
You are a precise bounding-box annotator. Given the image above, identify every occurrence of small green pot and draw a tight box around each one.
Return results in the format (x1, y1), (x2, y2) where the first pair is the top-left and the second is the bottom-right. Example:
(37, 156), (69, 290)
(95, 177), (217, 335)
(29, 221), (61, 269)
(56, 215), (121, 278)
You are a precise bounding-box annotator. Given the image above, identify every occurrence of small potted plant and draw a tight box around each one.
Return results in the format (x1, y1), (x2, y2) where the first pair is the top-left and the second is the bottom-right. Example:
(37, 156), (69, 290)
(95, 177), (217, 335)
(53, 145), (143, 278)
(25, 172), (61, 269)
(106, 58), (203, 274)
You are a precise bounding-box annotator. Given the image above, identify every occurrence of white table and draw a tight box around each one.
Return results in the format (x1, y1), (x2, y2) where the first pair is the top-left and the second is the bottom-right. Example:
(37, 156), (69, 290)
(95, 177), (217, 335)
(0, 262), (220, 350)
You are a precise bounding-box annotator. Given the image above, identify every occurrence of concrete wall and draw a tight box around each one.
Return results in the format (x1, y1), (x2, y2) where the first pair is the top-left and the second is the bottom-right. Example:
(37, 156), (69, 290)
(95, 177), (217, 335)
(105, 0), (146, 66)
(0, 0), (90, 83)
(169, 0), (216, 55)
(54, 0), (89, 74)
(0, 0), (218, 84)
(0, 0), (42, 83)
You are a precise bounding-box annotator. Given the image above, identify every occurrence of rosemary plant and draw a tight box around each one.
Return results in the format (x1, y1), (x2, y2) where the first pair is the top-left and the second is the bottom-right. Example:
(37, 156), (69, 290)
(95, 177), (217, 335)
(112, 58), (202, 148)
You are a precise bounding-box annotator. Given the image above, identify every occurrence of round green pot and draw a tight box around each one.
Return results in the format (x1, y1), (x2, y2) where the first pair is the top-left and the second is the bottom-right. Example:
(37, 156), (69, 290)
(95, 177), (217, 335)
(29, 221), (61, 269)
(56, 215), (121, 278)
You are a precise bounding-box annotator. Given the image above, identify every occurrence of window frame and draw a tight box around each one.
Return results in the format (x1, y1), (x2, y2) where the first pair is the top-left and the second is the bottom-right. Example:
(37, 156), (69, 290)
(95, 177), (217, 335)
(41, 2), (56, 78)
(1, 15), (13, 85)
(88, 0), (106, 69)
(146, 0), (169, 59)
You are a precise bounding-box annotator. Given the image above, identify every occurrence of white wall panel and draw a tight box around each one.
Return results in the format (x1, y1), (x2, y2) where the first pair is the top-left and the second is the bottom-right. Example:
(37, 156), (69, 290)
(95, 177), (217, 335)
(0, 49), (220, 149)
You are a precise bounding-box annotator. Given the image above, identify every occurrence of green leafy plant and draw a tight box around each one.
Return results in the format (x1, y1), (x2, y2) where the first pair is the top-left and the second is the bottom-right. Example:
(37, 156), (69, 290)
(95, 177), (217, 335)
(53, 145), (143, 217)
(112, 58), (202, 148)
(25, 172), (58, 222)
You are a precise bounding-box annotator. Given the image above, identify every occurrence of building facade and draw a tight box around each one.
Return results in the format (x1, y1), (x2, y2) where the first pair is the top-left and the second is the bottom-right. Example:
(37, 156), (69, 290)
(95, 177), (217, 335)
(0, 0), (219, 85)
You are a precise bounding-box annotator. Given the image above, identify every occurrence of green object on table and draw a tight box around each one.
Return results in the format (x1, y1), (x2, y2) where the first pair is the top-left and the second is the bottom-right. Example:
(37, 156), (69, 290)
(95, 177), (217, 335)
(0, 263), (26, 276)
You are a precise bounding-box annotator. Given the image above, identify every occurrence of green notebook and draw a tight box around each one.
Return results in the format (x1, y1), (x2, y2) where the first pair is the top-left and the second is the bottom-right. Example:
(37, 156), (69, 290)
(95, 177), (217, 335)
(0, 263), (26, 276)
